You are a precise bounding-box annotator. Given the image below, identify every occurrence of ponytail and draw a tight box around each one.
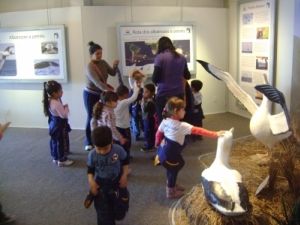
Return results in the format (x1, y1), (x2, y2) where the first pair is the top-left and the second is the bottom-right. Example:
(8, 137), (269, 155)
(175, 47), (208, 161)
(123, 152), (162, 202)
(42, 82), (50, 117)
(93, 91), (118, 120)
(92, 102), (104, 120)
(42, 80), (62, 117)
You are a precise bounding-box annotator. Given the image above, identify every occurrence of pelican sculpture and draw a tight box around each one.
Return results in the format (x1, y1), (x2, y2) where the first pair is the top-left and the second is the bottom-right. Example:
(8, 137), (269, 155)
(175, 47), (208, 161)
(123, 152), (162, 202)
(201, 128), (249, 216)
(197, 60), (292, 194)
(197, 60), (291, 148)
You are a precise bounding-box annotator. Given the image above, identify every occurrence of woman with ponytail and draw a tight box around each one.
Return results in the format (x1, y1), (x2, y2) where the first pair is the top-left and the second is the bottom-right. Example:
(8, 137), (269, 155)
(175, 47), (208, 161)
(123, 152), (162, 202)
(83, 41), (119, 151)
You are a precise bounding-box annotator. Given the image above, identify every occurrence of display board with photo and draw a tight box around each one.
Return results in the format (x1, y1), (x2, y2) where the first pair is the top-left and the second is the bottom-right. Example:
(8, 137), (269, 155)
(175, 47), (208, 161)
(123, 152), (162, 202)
(117, 23), (195, 76)
(0, 25), (67, 83)
(239, 0), (275, 103)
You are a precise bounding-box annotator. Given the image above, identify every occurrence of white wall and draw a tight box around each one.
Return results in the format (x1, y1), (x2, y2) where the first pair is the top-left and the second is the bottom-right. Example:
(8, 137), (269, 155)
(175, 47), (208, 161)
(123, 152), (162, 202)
(0, 7), (86, 128)
(0, 5), (228, 128)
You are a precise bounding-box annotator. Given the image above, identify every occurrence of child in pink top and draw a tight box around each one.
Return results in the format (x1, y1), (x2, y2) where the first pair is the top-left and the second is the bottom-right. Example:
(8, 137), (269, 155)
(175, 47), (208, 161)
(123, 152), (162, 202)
(42, 80), (74, 167)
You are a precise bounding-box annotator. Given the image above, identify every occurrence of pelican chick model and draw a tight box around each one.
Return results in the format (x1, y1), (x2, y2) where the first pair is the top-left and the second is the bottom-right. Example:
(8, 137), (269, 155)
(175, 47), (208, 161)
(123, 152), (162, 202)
(201, 128), (249, 216)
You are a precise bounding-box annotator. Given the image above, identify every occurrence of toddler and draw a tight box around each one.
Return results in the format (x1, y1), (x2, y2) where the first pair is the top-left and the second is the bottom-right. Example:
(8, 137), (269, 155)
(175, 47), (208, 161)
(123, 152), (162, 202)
(140, 83), (156, 152)
(86, 126), (129, 225)
(155, 97), (224, 198)
(42, 80), (73, 167)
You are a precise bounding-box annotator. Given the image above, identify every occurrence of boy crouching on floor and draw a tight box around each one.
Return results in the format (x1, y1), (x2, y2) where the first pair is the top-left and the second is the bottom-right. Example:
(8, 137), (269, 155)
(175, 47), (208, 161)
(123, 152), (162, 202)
(86, 126), (129, 225)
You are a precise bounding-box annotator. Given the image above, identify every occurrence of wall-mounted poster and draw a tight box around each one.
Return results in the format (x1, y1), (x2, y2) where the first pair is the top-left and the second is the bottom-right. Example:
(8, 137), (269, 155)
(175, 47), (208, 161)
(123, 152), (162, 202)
(239, 0), (275, 103)
(0, 25), (67, 83)
(117, 23), (195, 76)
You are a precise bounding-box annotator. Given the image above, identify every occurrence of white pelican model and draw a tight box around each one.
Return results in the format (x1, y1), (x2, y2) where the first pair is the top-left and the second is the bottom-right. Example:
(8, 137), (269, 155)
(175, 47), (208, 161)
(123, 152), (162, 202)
(197, 60), (292, 194)
(201, 128), (249, 216)
(197, 60), (291, 148)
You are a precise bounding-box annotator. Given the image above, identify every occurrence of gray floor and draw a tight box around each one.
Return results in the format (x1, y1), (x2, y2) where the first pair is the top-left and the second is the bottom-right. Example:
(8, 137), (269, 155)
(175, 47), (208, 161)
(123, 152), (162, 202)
(0, 113), (250, 225)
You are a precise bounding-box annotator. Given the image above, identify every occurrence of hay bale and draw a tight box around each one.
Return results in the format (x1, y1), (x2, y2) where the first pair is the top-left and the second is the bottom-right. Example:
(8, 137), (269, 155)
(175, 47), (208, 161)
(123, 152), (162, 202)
(170, 136), (299, 225)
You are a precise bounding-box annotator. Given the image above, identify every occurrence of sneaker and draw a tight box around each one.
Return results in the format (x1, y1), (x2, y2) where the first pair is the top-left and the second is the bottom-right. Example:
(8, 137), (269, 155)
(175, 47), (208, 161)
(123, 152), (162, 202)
(140, 147), (155, 152)
(84, 145), (93, 151)
(166, 187), (184, 199)
(58, 159), (74, 167)
(0, 215), (15, 225)
(52, 159), (58, 164)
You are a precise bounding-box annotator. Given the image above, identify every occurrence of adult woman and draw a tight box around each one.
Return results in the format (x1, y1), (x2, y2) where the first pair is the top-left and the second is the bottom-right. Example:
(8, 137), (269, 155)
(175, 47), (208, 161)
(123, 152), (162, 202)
(152, 37), (191, 123)
(83, 41), (119, 151)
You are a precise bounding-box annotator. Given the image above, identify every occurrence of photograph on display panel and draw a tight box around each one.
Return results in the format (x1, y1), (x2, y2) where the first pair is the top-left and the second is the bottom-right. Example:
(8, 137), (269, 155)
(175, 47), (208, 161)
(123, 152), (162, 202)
(239, 0), (275, 103)
(0, 25), (67, 83)
(117, 23), (195, 76)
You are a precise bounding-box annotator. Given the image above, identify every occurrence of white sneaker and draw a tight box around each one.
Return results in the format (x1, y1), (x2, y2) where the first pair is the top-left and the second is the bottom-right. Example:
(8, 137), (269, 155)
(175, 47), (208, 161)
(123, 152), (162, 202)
(58, 159), (74, 167)
(52, 159), (58, 164)
(84, 145), (94, 151)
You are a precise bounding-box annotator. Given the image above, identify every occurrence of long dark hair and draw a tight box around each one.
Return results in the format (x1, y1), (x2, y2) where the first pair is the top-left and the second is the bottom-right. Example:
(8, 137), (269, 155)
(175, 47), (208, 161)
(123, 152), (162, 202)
(42, 80), (62, 117)
(92, 91), (118, 120)
(157, 36), (179, 57)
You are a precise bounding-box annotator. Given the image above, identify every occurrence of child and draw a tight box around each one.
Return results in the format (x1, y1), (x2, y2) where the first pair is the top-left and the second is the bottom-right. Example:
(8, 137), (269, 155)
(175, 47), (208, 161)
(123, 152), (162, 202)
(140, 83), (156, 152)
(42, 80), (73, 167)
(155, 97), (224, 199)
(190, 80), (205, 140)
(115, 82), (140, 161)
(129, 70), (145, 141)
(86, 126), (129, 225)
(91, 91), (127, 147)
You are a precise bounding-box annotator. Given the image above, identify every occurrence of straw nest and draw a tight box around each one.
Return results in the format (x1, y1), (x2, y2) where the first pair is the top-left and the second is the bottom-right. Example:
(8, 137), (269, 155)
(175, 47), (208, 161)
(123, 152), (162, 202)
(169, 136), (300, 225)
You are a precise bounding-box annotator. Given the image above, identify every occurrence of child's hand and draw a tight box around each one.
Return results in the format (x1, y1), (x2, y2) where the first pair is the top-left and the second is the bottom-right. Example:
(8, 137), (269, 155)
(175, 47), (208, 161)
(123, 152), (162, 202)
(90, 181), (99, 195)
(217, 130), (226, 136)
(106, 84), (114, 91)
(0, 122), (11, 139)
(113, 60), (119, 69)
(119, 174), (128, 188)
(120, 137), (127, 145)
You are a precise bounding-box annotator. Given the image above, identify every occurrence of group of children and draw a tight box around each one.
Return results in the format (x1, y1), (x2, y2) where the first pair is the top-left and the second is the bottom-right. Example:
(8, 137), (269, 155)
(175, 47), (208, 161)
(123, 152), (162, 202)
(41, 71), (225, 225)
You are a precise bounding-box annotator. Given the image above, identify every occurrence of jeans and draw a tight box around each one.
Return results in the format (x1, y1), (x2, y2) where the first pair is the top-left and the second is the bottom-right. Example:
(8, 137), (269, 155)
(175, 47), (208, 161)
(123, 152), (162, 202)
(83, 90), (100, 146)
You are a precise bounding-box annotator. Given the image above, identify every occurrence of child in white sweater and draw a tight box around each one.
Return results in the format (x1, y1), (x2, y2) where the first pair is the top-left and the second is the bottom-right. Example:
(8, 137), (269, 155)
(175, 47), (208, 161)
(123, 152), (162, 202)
(115, 81), (140, 161)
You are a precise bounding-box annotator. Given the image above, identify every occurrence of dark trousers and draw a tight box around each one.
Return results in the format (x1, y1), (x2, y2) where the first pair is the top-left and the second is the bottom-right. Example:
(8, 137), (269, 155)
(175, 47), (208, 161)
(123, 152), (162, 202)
(94, 179), (129, 225)
(155, 94), (184, 123)
(162, 156), (185, 188)
(143, 117), (155, 149)
(50, 135), (65, 161)
(49, 116), (70, 161)
(83, 90), (100, 146)
(94, 189), (116, 225)
(116, 127), (131, 164)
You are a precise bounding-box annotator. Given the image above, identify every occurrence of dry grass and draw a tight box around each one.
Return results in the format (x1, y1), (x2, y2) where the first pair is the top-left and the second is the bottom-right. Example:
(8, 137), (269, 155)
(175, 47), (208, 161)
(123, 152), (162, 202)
(169, 136), (300, 225)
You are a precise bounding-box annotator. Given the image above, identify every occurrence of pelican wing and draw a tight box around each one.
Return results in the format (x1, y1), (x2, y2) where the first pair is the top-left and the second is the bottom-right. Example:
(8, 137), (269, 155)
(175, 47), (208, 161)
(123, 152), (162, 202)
(197, 60), (258, 115)
(255, 84), (291, 127)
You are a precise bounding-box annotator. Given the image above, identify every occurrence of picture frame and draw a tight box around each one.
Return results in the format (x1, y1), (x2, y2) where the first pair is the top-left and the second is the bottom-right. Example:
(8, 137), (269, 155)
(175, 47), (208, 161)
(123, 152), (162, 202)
(117, 23), (196, 76)
(0, 25), (68, 83)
